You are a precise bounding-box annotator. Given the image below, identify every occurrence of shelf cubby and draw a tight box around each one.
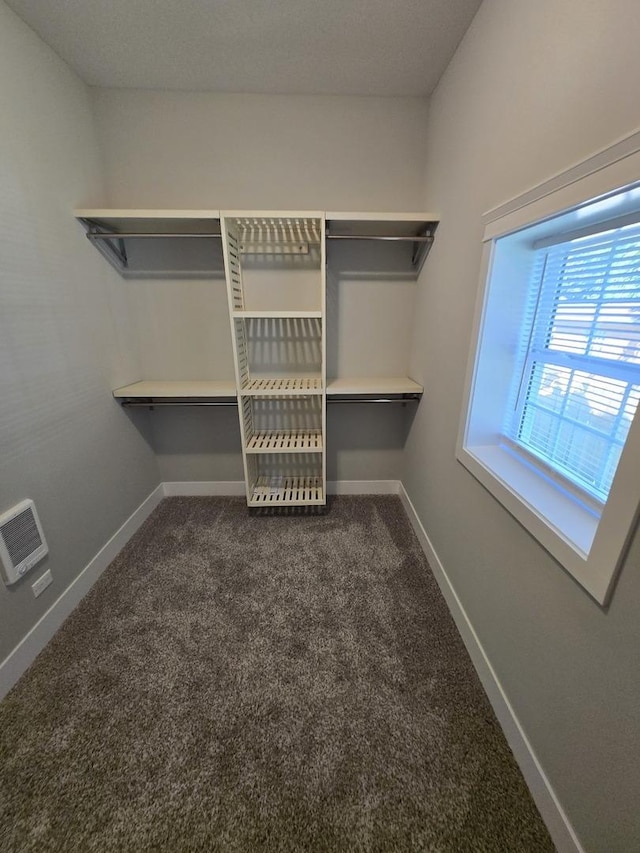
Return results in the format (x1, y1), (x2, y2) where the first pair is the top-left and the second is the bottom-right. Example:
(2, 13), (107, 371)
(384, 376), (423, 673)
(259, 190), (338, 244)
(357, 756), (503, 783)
(246, 454), (324, 507)
(241, 395), (323, 453)
(249, 478), (325, 506)
(241, 316), (322, 376)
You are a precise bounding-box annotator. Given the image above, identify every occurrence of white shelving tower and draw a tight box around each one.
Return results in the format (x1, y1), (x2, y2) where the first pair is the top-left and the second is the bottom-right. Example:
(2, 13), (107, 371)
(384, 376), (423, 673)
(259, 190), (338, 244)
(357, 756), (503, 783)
(221, 213), (326, 508)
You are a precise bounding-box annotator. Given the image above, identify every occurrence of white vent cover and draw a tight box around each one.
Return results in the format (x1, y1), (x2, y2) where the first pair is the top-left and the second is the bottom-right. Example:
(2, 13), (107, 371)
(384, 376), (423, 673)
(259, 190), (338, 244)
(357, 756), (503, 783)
(0, 500), (48, 586)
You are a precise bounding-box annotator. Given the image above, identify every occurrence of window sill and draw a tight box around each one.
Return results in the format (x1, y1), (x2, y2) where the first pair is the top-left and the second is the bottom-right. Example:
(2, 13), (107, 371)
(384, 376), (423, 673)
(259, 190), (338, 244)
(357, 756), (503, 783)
(461, 441), (598, 551)
(457, 441), (606, 600)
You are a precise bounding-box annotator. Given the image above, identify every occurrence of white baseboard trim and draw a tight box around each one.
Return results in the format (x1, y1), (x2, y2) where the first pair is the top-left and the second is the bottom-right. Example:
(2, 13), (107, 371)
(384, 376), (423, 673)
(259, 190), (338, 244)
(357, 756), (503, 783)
(163, 480), (246, 497)
(0, 484), (164, 701)
(328, 480), (400, 495)
(162, 480), (401, 497)
(398, 483), (584, 853)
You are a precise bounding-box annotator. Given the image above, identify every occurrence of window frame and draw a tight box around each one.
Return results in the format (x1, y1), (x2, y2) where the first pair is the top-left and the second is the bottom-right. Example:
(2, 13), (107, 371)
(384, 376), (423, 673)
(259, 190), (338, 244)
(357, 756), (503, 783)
(457, 133), (640, 605)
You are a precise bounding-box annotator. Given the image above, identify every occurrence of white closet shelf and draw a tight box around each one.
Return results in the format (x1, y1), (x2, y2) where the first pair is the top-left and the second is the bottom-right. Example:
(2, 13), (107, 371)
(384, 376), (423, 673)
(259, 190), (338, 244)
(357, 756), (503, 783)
(326, 211), (439, 232)
(232, 310), (322, 319)
(113, 380), (236, 399)
(325, 211), (439, 275)
(249, 477), (325, 507)
(75, 209), (221, 231)
(326, 377), (423, 396)
(246, 431), (323, 454)
(112, 378), (422, 402)
(76, 208), (440, 277)
(240, 377), (324, 396)
(75, 209), (223, 278)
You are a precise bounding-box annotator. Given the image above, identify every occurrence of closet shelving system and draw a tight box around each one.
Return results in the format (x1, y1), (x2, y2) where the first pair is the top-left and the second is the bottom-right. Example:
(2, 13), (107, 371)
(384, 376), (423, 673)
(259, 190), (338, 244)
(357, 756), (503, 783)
(76, 208), (438, 507)
(220, 212), (326, 506)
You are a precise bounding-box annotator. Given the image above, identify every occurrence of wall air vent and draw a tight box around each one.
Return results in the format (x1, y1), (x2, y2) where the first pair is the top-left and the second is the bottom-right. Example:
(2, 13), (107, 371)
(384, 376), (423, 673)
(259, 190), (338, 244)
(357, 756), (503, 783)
(0, 500), (49, 586)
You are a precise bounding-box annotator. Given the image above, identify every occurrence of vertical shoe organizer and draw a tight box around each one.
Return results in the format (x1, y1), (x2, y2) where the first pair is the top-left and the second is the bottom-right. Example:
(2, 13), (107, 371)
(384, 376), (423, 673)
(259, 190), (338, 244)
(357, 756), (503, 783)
(221, 213), (326, 507)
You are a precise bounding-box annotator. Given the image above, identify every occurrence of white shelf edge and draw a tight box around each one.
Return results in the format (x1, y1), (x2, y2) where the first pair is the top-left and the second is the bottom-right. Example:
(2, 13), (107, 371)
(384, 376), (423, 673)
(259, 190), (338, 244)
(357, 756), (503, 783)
(326, 211), (440, 222)
(75, 208), (221, 220)
(232, 310), (322, 319)
(112, 380), (236, 399)
(248, 497), (325, 507)
(77, 209), (437, 222)
(246, 449), (324, 455)
(326, 377), (423, 396)
(240, 388), (324, 397)
(112, 377), (422, 400)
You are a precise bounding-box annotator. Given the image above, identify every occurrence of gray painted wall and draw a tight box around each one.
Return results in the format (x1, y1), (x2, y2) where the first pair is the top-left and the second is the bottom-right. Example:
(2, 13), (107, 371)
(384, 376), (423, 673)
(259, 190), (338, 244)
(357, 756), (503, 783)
(0, 3), (160, 662)
(91, 90), (429, 481)
(92, 90), (430, 212)
(404, 1), (640, 849)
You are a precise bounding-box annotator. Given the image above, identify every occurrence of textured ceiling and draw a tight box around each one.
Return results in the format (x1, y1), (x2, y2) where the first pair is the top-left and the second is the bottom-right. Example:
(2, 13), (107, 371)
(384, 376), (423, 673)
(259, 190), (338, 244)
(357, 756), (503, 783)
(5, 0), (482, 96)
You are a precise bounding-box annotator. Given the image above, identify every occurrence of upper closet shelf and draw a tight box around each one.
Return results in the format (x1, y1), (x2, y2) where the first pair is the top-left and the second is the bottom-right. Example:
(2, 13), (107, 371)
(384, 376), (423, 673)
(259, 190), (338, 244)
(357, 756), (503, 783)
(326, 212), (439, 276)
(76, 209), (439, 279)
(75, 209), (222, 279)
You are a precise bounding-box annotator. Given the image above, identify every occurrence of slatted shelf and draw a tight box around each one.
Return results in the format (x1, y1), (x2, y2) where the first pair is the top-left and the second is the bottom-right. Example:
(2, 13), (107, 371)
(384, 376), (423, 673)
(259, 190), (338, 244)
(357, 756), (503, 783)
(249, 476), (325, 506)
(233, 216), (322, 245)
(246, 431), (323, 453)
(241, 377), (323, 396)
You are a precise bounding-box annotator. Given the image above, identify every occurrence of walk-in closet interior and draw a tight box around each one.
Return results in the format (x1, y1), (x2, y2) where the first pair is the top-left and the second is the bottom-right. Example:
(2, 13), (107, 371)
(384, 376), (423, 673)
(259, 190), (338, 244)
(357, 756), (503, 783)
(2, 1), (640, 851)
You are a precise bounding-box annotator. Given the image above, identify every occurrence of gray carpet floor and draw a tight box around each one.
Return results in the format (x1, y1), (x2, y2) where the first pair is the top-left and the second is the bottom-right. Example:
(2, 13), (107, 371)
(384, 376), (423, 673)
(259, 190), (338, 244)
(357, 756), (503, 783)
(0, 496), (554, 852)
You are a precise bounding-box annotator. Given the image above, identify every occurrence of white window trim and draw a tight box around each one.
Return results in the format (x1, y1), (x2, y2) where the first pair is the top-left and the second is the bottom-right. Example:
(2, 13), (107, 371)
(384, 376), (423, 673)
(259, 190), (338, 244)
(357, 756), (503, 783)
(457, 129), (640, 605)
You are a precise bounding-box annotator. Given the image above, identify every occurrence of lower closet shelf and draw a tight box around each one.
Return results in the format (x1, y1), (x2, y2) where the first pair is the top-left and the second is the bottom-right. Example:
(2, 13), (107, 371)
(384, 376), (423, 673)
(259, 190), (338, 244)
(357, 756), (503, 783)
(112, 377), (423, 404)
(249, 476), (325, 507)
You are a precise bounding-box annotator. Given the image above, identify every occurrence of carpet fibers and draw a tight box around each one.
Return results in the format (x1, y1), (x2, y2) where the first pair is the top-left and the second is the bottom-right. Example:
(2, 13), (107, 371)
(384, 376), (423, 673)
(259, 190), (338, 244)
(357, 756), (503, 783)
(0, 496), (554, 852)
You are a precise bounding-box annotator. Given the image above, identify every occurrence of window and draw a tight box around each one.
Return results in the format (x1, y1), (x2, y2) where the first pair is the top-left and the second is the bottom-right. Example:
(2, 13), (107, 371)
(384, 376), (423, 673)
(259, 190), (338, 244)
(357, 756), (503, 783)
(507, 221), (640, 504)
(458, 136), (640, 605)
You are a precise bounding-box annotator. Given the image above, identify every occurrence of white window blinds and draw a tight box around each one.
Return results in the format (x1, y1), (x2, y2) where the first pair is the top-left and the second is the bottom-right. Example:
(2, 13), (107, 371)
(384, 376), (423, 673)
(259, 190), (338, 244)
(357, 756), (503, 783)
(506, 221), (640, 502)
